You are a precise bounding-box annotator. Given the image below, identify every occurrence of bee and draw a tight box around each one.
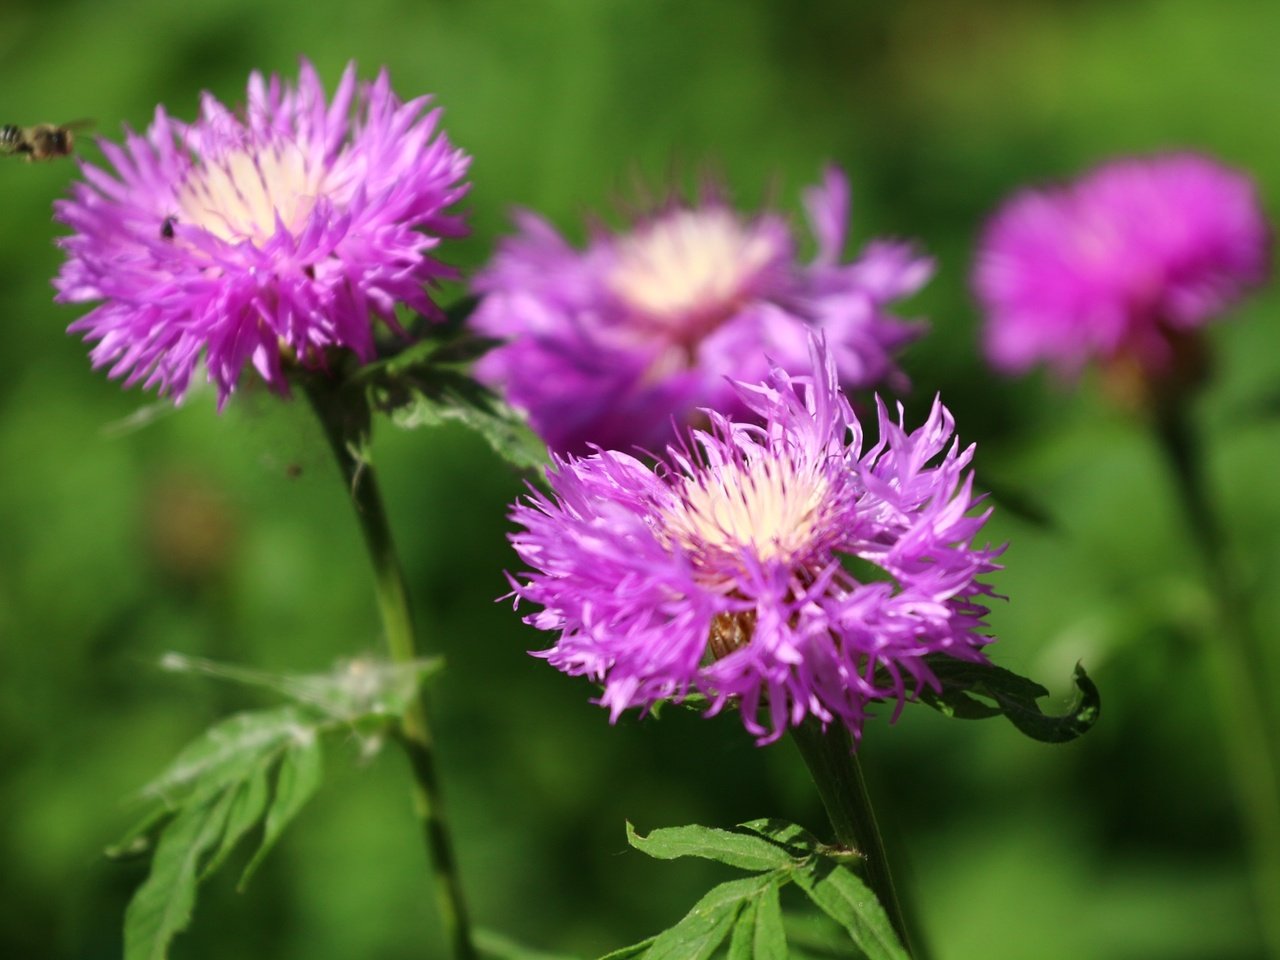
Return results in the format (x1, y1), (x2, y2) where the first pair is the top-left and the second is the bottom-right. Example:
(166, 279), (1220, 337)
(0, 120), (93, 162)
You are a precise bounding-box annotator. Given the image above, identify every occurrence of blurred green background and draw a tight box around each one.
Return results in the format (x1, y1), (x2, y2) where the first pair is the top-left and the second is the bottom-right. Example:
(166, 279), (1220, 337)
(2, 0), (1278, 957)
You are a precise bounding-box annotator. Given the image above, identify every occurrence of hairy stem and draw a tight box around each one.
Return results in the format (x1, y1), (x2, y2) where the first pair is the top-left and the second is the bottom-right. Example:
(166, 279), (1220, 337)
(304, 376), (477, 960)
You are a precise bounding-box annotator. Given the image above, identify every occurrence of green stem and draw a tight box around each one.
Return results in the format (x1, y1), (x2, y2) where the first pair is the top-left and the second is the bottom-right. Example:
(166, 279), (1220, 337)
(304, 375), (477, 960)
(1153, 396), (1280, 958)
(791, 720), (919, 958)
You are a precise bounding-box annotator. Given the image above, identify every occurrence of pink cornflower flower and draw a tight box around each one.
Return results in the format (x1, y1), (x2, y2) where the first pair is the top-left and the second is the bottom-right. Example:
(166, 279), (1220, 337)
(506, 338), (1003, 744)
(55, 60), (471, 406)
(471, 168), (931, 454)
(974, 153), (1270, 383)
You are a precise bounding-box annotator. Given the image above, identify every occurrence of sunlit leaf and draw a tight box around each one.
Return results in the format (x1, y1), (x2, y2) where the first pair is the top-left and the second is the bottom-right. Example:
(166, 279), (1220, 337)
(627, 821), (799, 873)
(792, 859), (908, 960)
(640, 875), (772, 960)
(728, 880), (787, 960)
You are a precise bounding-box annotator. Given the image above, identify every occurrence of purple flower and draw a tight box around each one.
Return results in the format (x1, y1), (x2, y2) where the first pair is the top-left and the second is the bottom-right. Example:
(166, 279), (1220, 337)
(471, 168), (931, 455)
(55, 60), (471, 406)
(974, 153), (1270, 381)
(506, 338), (1002, 744)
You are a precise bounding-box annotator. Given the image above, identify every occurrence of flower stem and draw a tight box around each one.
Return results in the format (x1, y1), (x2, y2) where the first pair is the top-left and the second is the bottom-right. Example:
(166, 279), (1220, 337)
(790, 720), (919, 958)
(1153, 395), (1280, 957)
(303, 375), (477, 960)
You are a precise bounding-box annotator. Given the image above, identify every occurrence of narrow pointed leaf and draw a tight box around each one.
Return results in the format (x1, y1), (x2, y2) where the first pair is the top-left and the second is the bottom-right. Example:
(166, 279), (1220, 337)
(641, 875), (771, 960)
(793, 860), (908, 960)
(137, 707), (310, 807)
(597, 939), (656, 960)
(627, 822), (798, 872)
(123, 789), (236, 960)
(200, 761), (271, 879)
(366, 362), (548, 471)
(239, 732), (323, 887)
(728, 880), (787, 960)
(736, 819), (823, 858)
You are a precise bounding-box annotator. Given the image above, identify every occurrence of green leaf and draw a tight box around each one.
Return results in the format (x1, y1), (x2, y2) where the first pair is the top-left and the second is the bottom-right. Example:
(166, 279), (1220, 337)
(136, 706), (311, 809)
(123, 788), (237, 960)
(641, 875), (771, 960)
(597, 939), (656, 960)
(239, 731), (323, 887)
(627, 822), (799, 872)
(728, 880), (787, 960)
(200, 760), (271, 879)
(792, 859), (908, 960)
(362, 353), (548, 471)
(736, 819), (823, 859)
(912, 658), (1100, 743)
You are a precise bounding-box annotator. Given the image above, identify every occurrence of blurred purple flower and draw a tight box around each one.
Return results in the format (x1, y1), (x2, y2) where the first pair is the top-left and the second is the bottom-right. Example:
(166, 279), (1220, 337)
(55, 60), (470, 406)
(471, 169), (932, 454)
(974, 153), (1270, 381)
(506, 338), (1002, 744)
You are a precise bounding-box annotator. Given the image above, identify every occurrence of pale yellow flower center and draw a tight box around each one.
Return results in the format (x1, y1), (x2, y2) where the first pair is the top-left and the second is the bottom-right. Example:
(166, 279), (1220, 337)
(664, 454), (828, 572)
(177, 142), (324, 243)
(609, 208), (776, 329)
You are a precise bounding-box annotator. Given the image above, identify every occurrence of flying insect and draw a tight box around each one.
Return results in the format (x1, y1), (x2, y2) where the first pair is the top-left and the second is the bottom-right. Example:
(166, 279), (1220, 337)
(0, 121), (92, 161)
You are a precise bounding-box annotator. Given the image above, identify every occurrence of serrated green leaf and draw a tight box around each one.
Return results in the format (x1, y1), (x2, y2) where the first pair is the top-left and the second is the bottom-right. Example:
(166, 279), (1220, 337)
(137, 706), (311, 808)
(736, 819), (823, 859)
(792, 860), (908, 960)
(239, 732), (323, 887)
(627, 822), (798, 873)
(728, 880), (787, 960)
(641, 875), (771, 960)
(123, 789), (236, 960)
(365, 360), (548, 471)
(200, 760), (271, 879)
(597, 938), (656, 960)
(913, 658), (1100, 743)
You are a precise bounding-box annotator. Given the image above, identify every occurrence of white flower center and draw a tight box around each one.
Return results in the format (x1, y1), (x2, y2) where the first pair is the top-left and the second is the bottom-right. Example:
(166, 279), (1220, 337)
(664, 454), (829, 571)
(177, 142), (324, 243)
(609, 208), (778, 333)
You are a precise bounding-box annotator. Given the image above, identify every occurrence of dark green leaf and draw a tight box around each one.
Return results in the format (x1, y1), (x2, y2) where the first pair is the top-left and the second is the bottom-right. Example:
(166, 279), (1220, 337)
(123, 789), (236, 960)
(728, 880), (787, 960)
(239, 732), (324, 887)
(792, 859), (908, 960)
(641, 875), (772, 960)
(627, 822), (798, 873)
(913, 658), (1100, 743)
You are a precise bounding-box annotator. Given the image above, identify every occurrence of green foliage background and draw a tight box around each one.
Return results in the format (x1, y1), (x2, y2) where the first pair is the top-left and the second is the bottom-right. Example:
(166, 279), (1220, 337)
(1, 1), (1277, 957)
